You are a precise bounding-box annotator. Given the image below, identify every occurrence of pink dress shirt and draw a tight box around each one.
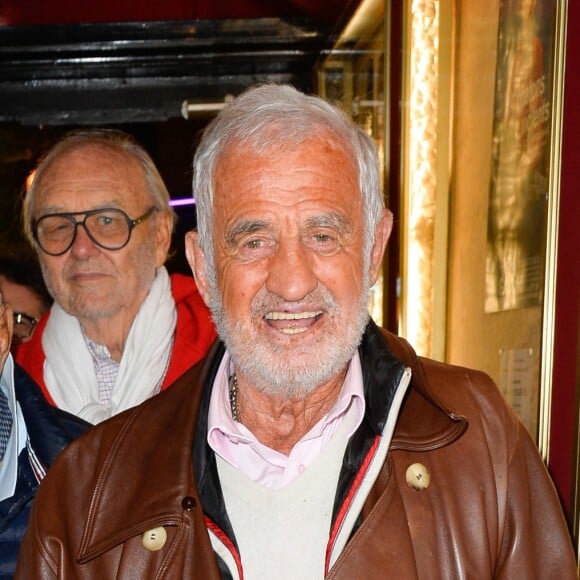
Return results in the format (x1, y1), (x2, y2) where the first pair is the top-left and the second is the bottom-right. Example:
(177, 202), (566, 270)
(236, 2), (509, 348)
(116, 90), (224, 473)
(207, 352), (365, 490)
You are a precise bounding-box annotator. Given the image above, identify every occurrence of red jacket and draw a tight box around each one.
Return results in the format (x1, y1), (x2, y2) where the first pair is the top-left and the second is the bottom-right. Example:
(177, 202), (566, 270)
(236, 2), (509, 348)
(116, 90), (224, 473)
(14, 273), (216, 406)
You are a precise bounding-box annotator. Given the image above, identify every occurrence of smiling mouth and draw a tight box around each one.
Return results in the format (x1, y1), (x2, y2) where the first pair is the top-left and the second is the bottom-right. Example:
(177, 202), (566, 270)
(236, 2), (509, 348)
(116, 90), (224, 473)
(264, 310), (323, 334)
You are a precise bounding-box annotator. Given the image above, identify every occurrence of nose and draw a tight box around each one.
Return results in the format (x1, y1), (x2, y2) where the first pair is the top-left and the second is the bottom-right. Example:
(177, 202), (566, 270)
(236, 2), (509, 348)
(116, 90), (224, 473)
(265, 238), (318, 302)
(69, 222), (101, 259)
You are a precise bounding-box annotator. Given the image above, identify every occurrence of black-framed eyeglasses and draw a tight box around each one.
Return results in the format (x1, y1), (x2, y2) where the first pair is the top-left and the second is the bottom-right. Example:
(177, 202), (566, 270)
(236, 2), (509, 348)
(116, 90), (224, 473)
(32, 207), (157, 257)
(13, 312), (38, 340)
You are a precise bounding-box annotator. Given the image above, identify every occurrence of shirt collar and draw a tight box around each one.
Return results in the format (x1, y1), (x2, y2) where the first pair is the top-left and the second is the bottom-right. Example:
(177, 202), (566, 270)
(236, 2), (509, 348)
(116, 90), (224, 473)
(207, 353), (249, 445)
(207, 351), (366, 458)
(0, 355), (28, 501)
(84, 334), (115, 364)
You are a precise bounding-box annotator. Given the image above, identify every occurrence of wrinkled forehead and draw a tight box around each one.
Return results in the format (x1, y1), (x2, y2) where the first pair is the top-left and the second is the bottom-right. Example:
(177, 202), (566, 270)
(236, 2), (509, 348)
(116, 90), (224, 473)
(216, 128), (355, 175)
(33, 143), (148, 212)
(211, 133), (362, 232)
(36, 142), (136, 189)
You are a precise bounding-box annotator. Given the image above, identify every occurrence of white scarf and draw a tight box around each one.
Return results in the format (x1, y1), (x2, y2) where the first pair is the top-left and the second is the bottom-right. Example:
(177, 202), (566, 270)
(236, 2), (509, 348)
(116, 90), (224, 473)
(42, 267), (177, 424)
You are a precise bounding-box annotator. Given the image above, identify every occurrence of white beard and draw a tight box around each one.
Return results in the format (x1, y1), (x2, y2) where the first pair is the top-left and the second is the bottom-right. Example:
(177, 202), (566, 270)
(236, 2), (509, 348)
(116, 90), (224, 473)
(207, 276), (371, 399)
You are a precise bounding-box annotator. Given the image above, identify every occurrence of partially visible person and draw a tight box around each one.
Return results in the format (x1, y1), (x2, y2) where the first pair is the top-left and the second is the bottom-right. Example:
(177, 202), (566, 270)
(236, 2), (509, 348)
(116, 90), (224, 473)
(0, 293), (90, 579)
(16, 85), (576, 578)
(14, 129), (216, 423)
(0, 254), (52, 347)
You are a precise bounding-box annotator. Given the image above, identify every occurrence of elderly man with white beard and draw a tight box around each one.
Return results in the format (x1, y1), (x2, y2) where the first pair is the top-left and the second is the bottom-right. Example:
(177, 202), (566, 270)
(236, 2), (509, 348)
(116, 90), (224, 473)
(17, 84), (575, 579)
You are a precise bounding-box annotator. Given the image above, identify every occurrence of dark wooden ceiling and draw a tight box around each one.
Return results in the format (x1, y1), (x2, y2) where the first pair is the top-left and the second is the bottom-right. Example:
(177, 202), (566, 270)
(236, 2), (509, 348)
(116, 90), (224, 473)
(0, 0), (360, 125)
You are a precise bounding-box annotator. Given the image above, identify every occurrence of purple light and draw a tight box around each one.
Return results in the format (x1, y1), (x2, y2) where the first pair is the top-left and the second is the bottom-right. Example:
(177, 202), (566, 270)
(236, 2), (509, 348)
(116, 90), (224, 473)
(169, 197), (196, 207)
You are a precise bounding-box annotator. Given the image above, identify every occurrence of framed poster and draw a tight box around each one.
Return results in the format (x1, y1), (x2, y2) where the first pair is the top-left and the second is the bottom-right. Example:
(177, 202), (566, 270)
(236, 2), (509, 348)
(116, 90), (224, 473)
(485, 0), (557, 313)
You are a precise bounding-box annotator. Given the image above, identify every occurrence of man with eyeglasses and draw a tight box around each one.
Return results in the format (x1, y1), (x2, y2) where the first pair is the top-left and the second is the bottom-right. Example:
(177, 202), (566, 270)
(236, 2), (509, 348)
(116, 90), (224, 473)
(14, 129), (216, 424)
(0, 254), (52, 348)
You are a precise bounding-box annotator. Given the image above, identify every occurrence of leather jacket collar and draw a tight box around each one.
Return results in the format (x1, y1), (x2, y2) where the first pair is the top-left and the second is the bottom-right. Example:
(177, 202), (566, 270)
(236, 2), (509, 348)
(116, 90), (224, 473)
(75, 322), (467, 562)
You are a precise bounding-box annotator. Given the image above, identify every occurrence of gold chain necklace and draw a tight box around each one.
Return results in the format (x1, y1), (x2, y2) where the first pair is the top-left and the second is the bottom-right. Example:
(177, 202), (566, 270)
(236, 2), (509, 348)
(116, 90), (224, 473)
(228, 373), (240, 422)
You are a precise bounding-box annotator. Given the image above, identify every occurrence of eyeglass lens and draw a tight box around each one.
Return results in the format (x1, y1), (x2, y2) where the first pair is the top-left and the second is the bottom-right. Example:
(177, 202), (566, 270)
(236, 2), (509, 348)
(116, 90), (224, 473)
(13, 312), (37, 340)
(36, 209), (133, 255)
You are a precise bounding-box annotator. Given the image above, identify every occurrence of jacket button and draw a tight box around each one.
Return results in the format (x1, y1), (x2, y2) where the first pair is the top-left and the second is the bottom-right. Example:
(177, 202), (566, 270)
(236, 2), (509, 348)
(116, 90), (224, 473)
(141, 526), (167, 551)
(406, 463), (430, 491)
(182, 496), (197, 511)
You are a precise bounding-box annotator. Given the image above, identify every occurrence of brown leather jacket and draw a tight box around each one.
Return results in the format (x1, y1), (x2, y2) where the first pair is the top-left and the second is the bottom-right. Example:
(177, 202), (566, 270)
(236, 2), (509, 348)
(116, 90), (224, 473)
(16, 323), (576, 578)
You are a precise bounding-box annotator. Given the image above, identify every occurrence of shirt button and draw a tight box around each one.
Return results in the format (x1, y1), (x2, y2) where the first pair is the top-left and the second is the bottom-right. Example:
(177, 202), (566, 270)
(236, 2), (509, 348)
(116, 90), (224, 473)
(182, 496), (197, 511)
(298, 464), (305, 474)
(141, 526), (167, 551)
(405, 463), (430, 491)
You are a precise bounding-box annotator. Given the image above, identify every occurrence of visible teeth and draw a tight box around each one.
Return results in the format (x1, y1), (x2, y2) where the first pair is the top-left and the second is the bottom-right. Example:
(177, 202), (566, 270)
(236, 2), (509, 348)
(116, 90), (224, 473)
(265, 311), (321, 320)
(280, 327), (308, 335)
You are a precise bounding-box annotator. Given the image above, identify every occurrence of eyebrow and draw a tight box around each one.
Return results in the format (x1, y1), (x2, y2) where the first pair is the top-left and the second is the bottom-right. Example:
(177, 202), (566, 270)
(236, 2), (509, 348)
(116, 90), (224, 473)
(224, 219), (270, 247)
(304, 211), (353, 234)
(224, 211), (354, 246)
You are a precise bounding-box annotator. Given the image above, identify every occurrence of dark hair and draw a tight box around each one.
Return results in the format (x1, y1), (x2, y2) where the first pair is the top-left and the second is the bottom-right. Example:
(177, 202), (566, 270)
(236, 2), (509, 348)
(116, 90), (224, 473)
(0, 253), (52, 310)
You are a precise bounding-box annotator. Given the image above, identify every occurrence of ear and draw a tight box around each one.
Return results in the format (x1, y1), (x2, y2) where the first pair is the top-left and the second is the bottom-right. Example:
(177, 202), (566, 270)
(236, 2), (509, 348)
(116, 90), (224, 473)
(185, 231), (211, 306)
(154, 211), (173, 268)
(368, 210), (393, 285)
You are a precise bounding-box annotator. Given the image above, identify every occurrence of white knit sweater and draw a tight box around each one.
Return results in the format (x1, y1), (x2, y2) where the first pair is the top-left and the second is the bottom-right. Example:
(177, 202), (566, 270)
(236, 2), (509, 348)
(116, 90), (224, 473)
(216, 405), (360, 580)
